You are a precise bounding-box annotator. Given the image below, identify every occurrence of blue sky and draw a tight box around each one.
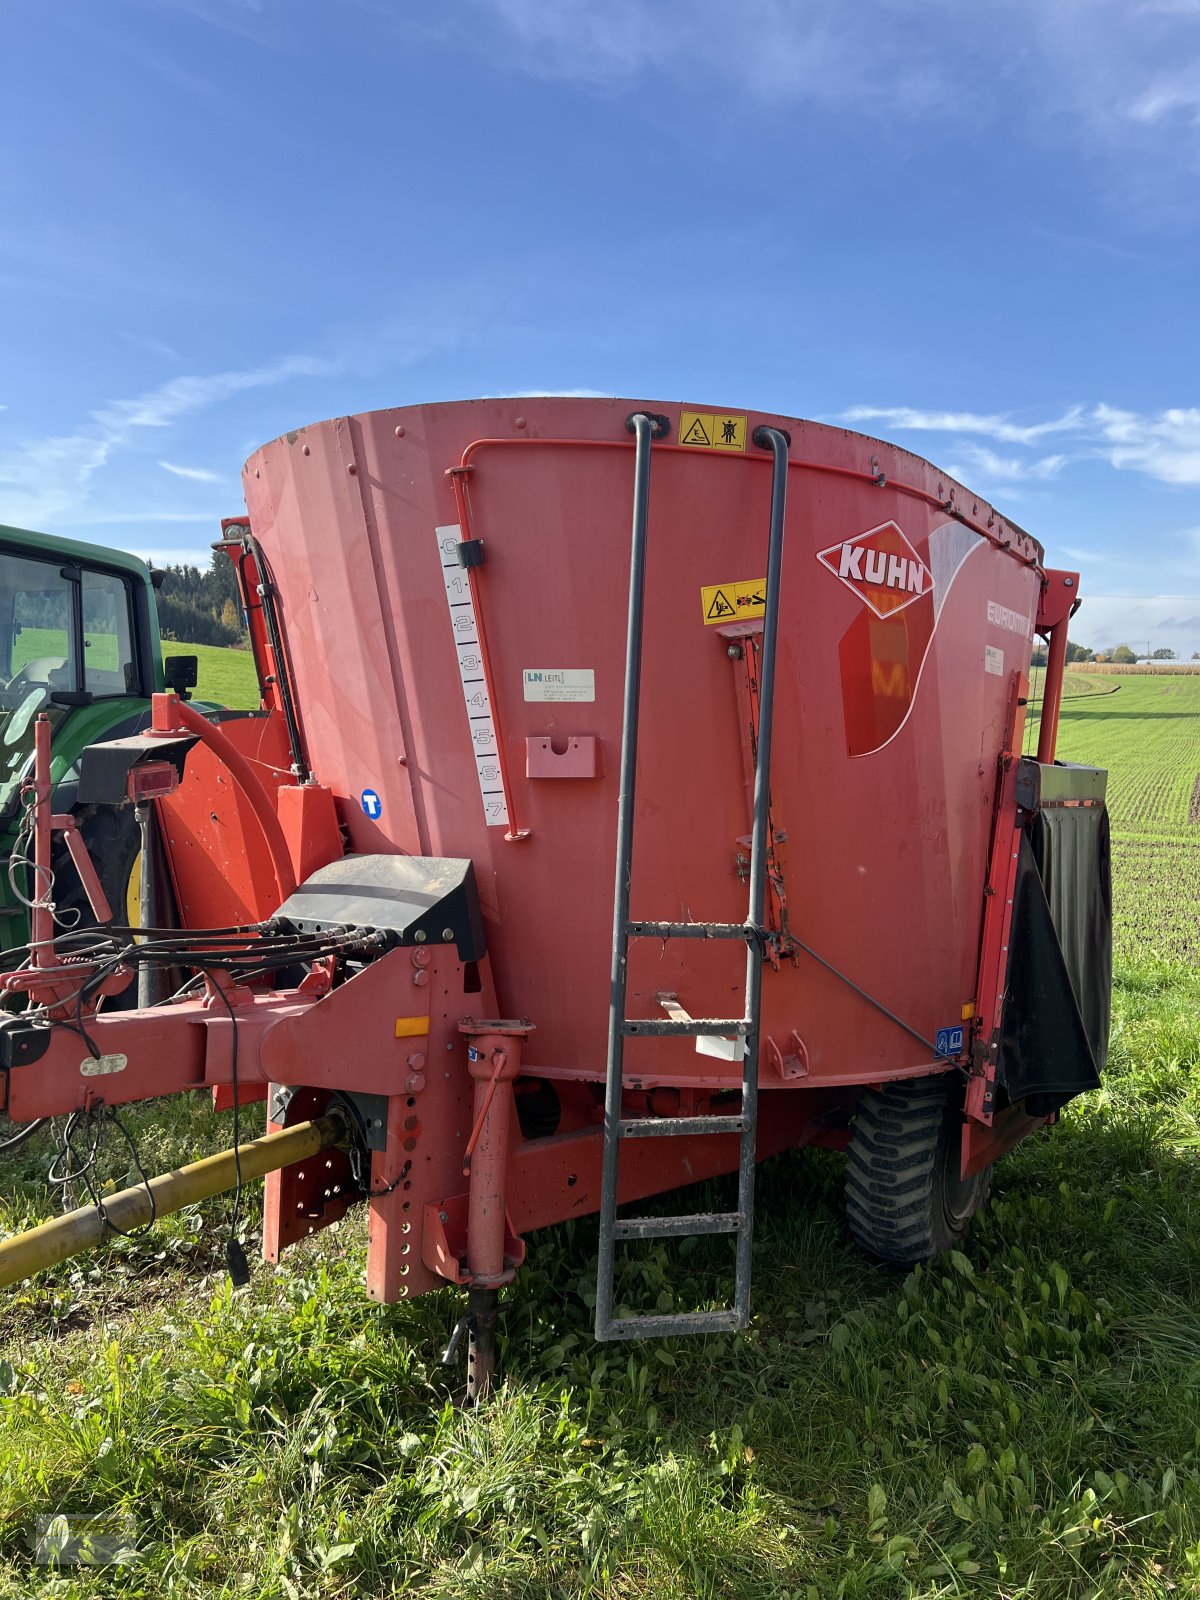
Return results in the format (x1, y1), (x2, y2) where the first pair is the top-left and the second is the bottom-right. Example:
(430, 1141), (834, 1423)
(2, 0), (1199, 652)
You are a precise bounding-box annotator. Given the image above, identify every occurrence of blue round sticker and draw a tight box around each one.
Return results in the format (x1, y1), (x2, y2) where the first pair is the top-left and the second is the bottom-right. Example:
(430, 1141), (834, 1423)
(360, 788), (382, 819)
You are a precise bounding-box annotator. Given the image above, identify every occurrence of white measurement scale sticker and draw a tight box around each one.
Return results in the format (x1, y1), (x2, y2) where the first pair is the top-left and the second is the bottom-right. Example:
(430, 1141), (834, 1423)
(435, 524), (509, 827)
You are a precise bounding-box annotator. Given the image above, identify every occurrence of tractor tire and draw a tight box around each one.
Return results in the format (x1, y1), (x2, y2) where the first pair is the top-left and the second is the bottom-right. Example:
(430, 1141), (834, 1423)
(52, 804), (142, 933)
(845, 1073), (991, 1265)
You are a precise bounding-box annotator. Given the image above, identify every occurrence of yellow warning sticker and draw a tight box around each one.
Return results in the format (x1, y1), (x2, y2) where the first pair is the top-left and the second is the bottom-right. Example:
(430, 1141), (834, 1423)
(700, 578), (767, 625)
(679, 410), (747, 452)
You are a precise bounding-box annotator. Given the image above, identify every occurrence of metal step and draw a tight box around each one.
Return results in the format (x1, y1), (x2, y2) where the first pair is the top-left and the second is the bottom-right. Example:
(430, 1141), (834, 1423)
(621, 1017), (750, 1037)
(618, 1114), (745, 1138)
(612, 1211), (742, 1241)
(627, 921), (749, 940)
(603, 1308), (745, 1340)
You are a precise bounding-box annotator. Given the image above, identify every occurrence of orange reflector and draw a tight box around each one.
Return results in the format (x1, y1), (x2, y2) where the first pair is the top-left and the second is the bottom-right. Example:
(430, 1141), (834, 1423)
(961, 1001), (976, 1021)
(395, 1016), (430, 1039)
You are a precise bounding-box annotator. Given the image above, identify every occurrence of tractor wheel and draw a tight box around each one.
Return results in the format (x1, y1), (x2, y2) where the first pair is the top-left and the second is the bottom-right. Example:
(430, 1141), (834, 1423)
(52, 804), (143, 933)
(845, 1073), (991, 1265)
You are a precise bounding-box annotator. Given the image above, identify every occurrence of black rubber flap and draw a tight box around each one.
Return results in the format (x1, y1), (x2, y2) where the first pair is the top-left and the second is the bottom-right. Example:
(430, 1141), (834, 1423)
(996, 807), (1110, 1116)
(272, 854), (485, 962)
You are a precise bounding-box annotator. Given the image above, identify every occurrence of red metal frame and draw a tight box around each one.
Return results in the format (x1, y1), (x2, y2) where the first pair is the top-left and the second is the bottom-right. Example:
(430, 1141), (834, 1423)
(150, 693), (297, 906)
(1035, 569), (1079, 764)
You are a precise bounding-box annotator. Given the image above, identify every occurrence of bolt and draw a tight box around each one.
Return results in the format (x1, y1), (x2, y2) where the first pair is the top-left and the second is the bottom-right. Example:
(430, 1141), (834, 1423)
(439, 1211), (448, 1223)
(347, 462), (357, 475)
(412, 969), (429, 987)
(727, 644), (743, 659)
(395, 424), (405, 437)
(414, 930), (427, 943)
(442, 927), (455, 941)
(514, 416), (527, 429)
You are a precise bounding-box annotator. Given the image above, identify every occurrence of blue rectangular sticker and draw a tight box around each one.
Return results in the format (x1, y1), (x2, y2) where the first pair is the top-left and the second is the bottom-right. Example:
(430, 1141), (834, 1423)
(935, 1025), (965, 1057)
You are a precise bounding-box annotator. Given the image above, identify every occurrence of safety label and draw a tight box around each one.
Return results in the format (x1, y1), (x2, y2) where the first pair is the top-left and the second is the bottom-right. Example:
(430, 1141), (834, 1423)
(985, 645), (1004, 676)
(523, 669), (595, 703)
(700, 578), (767, 625)
(434, 523), (509, 828)
(360, 788), (383, 819)
(935, 1025), (965, 1057)
(679, 410), (747, 452)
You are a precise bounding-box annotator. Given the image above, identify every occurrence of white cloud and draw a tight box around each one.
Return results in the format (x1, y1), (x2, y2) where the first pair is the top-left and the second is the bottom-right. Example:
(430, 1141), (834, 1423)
(129, 547), (215, 569)
(468, 0), (1200, 166)
(1127, 75), (1200, 123)
(503, 388), (613, 398)
(1091, 404), (1200, 486)
(946, 443), (1069, 483)
(74, 511), (219, 525)
(841, 402), (1200, 488)
(92, 355), (333, 434)
(840, 405), (1086, 447)
(159, 461), (225, 484)
(0, 354), (330, 530)
(1076, 594), (1200, 657)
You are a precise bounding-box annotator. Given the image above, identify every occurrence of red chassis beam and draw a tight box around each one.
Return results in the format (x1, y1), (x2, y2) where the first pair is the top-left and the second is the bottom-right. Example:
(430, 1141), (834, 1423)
(0, 943), (840, 1304)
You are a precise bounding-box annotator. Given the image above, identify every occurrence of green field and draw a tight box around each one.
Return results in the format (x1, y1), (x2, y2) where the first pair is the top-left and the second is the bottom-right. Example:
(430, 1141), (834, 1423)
(1, 674), (1199, 1597)
(1028, 671), (1200, 966)
(162, 640), (259, 711)
(8, 630), (260, 712)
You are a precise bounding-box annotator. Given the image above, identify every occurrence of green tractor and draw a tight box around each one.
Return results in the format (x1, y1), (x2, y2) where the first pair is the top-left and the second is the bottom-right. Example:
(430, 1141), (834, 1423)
(0, 523), (198, 951)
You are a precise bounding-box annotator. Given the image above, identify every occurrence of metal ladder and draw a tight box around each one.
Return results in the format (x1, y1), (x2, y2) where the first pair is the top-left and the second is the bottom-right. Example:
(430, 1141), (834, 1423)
(594, 414), (791, 1341)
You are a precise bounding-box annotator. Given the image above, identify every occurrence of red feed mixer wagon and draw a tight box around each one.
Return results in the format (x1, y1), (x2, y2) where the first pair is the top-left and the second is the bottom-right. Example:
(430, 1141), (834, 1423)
(0, 397), (1110, 1395)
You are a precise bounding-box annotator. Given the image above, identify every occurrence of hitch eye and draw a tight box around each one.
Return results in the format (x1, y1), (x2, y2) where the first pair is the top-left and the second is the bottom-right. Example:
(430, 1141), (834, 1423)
(126, 761), (180, 802)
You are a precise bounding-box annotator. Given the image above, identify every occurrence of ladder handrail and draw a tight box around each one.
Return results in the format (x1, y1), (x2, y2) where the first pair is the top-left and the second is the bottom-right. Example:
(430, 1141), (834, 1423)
(732, 424), (791, 1321)
(596, 412), (662, 1339)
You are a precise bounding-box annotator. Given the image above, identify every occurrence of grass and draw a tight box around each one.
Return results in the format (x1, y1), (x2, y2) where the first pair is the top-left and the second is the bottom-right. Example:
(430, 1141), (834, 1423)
(161, 640), (259, 711)
(7, 628), (260, 712)
(0, 669), (1198, 1597)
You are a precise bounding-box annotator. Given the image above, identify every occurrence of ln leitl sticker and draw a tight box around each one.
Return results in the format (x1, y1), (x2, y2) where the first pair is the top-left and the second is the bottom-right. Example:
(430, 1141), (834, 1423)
(985, 645), (1004, 676)
(679, 410), (747, 452)
(523, 669), (595, 703)
(700, 578), (766, 625)
(816, 522), (931, 619)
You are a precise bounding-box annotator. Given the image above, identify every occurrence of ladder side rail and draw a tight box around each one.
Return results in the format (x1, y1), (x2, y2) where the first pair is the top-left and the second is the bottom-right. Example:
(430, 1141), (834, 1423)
(595, 412), (661, 1340)
(733, 425), (791, 1321)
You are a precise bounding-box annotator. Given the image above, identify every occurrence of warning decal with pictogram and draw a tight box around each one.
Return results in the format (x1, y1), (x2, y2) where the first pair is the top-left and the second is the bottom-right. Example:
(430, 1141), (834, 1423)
(679, 410), (747, 452)
(700, 577), (767, 625)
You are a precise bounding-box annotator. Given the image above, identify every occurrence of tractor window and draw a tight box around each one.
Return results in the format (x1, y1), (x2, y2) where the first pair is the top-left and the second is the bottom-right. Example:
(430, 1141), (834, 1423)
(4, 558), (74, 686)
(82, 569), (136, 696)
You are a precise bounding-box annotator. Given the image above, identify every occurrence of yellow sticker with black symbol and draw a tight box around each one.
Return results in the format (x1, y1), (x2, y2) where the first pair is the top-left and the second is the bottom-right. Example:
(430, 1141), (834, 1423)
(700, 578), (767, 625)
(680, 410), (747, 451)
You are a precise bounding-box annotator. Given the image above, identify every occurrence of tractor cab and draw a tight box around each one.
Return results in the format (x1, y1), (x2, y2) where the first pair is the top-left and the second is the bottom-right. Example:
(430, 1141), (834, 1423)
(0, 526), (167, 948)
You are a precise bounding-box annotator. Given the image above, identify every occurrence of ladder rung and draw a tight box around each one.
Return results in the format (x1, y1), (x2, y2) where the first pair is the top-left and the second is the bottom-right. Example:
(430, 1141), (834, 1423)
(627, 921), (749, 941)
(622, 1018), (750, 1037)
(619, 1115), (745, 1138)
(601, 1309), (744, 1340)
(612, 1211), (742, 1241)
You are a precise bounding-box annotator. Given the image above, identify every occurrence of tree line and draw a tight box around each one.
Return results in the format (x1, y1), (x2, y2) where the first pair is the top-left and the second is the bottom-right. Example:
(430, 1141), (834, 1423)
(1031, 641), (1181, 666)
(155, 553), (248, 647)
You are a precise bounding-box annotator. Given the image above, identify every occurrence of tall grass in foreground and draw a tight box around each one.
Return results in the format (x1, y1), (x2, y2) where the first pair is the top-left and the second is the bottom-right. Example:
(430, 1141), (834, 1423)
(0, 958), (1198, 1598)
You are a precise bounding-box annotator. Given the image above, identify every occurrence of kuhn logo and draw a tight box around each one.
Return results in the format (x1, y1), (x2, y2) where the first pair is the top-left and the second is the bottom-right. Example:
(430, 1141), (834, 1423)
(816, 522), (932, 619)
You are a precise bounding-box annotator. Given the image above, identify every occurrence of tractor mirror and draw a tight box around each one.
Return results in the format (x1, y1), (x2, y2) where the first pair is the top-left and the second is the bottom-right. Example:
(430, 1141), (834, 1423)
(163, 655), (198, 700)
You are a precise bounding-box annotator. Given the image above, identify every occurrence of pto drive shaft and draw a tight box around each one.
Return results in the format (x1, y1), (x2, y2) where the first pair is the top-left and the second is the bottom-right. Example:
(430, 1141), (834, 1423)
(0, 1114), (345, 1290)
